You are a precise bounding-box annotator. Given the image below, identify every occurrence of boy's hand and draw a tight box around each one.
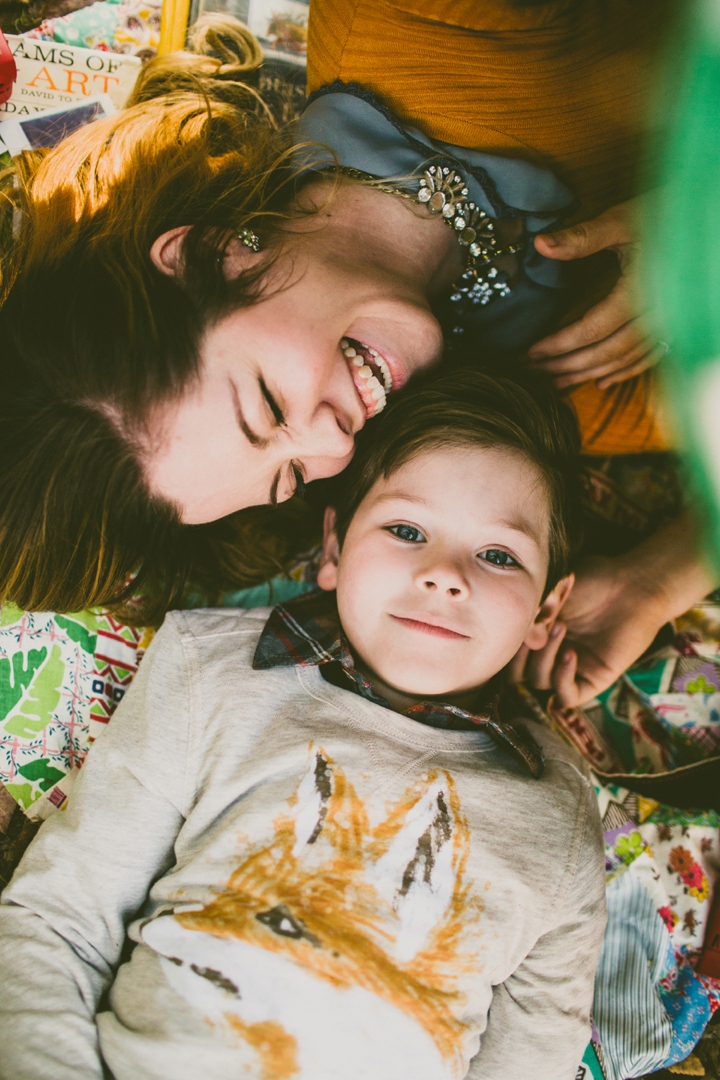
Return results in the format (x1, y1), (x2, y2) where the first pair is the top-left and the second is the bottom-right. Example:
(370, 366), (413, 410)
(528, 198), (668, 390)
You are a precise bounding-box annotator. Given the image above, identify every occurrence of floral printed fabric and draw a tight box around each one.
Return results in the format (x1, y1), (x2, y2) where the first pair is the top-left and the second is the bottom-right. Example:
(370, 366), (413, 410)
(546, 598), (720, 778)
(592, 780), (720, 1076)
(0, 602), (152, 820)
(0, 576), (315, 823)
(24, 0), (161, 59)
(536, 598), (720, 1072)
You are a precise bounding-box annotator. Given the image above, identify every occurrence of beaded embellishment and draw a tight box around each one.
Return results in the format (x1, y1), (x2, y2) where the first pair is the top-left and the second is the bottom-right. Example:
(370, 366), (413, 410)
(417, 165), (519, 311)
(238, 227), (261, 252)
(336, 161), (521, 310)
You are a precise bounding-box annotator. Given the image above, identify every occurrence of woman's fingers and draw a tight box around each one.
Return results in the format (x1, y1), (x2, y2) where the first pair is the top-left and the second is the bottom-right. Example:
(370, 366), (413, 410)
(508, 622), (567, 689)
(530, 321), (651, 389)
(525, 622), (567, 689)
(533, 200), (635, 262)
(507, 643), (530, 684)
(553, 647), (580, 708)
(595, 341), (667, 389)
(508, 630), (596, 710)
(528, 197), (660, 391)
(528, 280), (634, 362)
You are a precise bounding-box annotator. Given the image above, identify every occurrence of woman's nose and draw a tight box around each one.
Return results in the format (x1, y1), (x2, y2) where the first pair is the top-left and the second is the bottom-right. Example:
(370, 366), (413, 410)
(415, 563), (470, 600)
(301, 402), (356, 469)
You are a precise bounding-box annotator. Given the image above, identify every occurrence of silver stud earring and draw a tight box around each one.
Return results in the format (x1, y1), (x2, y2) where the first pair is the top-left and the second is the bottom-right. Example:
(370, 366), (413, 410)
(238, 227), (261, 252)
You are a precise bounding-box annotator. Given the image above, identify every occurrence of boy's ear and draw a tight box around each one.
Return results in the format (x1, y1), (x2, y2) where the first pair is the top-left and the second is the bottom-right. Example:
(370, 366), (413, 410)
(523, 573), (575, 651)
(316, 506), (340, 591)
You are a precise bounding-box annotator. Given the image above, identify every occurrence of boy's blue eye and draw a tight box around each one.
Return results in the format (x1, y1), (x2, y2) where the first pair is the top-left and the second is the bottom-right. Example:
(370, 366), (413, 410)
(479, 549), (519, 568)
(387, 524), (426, 543)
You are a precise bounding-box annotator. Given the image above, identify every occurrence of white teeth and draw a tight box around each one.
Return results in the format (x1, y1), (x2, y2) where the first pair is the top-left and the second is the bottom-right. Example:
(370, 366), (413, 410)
(342, 338), (392, 418)
(376, 356), (392, 392)
(342, 339), (393, 393)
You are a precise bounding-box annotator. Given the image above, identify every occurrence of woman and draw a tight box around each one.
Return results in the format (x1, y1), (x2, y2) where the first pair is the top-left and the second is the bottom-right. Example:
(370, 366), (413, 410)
(0, 5), (711, 702)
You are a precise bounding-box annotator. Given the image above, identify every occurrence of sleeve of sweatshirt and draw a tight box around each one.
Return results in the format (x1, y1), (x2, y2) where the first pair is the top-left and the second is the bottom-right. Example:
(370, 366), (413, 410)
(0, 615), (193, 1080)
(466, 764), (607, 1080)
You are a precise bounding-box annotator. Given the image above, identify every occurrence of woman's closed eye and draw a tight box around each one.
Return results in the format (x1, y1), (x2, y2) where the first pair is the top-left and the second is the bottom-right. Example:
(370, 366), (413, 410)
(260, 377), (286, 427)
(478, 548), (520, 568)
(291, 461), (306, 499)
(385, 524), (426, 543)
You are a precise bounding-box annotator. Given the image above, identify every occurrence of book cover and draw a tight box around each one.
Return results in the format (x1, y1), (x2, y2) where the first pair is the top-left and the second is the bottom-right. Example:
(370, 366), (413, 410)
(0, 34), (140, 121)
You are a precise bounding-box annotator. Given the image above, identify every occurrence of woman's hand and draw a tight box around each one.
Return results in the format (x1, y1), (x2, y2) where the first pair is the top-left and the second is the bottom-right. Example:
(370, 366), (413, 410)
(509, 513), (716, 707)
(528, 198), (667, 390)
(510, 556), (672, 708)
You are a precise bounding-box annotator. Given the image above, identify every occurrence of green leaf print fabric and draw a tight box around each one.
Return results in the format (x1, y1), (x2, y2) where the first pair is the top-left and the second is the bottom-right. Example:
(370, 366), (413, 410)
(0, 603), (152, 817)
(0, 577), (315, 819)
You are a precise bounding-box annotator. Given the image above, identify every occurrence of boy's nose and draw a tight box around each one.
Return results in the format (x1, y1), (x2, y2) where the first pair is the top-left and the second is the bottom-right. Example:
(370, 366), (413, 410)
(416, 565), (470, 600)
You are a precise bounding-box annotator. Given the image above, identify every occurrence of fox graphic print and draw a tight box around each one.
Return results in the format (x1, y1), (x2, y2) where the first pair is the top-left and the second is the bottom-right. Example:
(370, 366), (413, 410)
(143, 746), (481, 1080)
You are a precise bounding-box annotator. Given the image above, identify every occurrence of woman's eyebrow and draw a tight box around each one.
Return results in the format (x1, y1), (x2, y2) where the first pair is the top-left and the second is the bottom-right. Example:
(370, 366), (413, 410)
(269, 469), (282, 505)
(229, 378), (270, 450)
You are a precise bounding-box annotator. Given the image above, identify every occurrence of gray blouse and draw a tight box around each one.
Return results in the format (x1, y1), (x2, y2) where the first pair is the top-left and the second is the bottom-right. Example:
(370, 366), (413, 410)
(296, 84), (578, 353)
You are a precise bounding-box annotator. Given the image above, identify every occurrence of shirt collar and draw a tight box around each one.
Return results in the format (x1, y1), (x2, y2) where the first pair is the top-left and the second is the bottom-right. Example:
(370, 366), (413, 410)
(253, 591), (544, 779)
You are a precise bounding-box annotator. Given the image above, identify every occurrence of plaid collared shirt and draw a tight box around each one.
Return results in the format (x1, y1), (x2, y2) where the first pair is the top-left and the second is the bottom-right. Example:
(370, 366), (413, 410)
(253, 590), (544, 779)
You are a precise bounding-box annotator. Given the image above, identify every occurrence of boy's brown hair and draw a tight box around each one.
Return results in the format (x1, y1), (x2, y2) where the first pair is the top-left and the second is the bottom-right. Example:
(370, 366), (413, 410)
(332, 366), (583, 595)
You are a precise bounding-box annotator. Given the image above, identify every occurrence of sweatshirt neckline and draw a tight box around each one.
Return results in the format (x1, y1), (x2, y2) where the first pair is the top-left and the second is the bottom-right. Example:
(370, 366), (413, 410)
(296, 665), (498, 754)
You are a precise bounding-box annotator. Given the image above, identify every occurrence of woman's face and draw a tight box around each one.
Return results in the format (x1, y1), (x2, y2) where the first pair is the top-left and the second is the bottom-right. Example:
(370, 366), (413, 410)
(143, 187), (454, 524)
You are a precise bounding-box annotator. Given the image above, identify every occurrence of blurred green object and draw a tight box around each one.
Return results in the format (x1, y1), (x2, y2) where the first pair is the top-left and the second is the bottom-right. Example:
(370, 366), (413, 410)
(644, 0), (720, 572)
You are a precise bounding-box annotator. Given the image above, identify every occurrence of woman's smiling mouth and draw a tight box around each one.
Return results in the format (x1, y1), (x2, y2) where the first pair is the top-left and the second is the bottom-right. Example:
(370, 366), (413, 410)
(342, 338), (393, 418)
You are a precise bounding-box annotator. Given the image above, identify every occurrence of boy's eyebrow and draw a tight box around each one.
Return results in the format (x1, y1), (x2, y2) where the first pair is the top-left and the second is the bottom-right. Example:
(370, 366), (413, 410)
(495, 516), (545, 547)
(375, 495), (545, 545)
(371, 491), (429, 506)
(372, 494), (547, 546)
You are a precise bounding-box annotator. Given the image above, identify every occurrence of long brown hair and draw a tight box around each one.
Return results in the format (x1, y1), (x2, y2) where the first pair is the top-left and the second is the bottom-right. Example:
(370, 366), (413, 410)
(0, 16), (321, 622)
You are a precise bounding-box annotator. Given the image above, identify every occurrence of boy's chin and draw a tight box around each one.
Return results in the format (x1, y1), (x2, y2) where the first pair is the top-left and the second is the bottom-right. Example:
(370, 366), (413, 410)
(378, 666), (488, 702)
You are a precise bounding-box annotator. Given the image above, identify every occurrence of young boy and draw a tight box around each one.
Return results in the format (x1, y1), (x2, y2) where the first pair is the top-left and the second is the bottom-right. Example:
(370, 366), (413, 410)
(0, 370), (605, 1080)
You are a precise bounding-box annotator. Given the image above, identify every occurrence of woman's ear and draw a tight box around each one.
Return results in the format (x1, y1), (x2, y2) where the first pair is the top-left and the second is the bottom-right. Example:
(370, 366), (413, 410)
(150, 228), (262, 280)
(150, 226), (192, 277)
(523, 573), (575, 650)
(317, 506), (340, 591)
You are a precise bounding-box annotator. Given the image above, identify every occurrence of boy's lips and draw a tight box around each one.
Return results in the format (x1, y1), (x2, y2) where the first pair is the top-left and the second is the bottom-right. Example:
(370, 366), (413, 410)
(342, 338), (404, 419)
(389, 614), (470, 640)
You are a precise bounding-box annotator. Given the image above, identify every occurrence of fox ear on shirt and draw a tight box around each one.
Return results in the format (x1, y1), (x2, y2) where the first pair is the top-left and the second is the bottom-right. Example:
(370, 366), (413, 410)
(317, 506), (340, 591)
(523, 573), (575, 650)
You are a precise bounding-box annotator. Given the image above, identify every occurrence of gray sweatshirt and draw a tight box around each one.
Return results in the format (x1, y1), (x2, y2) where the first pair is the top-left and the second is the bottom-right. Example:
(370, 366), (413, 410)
(0, 608), (606, 1080)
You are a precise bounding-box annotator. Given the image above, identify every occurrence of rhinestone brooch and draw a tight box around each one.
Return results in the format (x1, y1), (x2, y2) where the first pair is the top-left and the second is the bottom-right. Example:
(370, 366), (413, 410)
(418, 166), (499, 263)
(336, 161), (520, 310)
(238, 227), (261, 252)
(449, 266), (512, 312)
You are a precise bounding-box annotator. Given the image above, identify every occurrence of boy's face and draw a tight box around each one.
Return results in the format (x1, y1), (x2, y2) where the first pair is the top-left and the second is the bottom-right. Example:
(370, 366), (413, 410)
(319, 445), (565, 704)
